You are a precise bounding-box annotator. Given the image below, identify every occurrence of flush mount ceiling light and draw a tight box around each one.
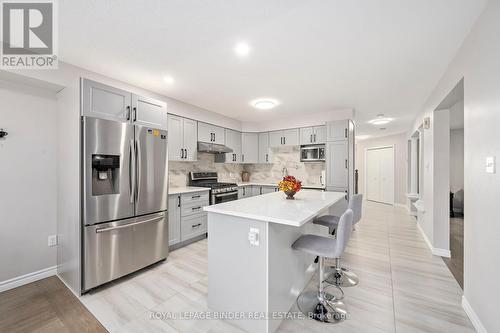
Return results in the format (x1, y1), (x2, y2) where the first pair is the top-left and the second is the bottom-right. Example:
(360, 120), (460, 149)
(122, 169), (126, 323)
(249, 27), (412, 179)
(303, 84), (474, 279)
(163, 76), (174, 84)
(369, 114), (393, 126)
(235, 42), (250, 56)
(252, 99), (278, 110)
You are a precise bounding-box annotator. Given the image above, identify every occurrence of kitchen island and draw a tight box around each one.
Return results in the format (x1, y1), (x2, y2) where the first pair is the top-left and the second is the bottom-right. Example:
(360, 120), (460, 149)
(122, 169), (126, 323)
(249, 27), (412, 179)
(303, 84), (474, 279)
(204, 190), (345, 333)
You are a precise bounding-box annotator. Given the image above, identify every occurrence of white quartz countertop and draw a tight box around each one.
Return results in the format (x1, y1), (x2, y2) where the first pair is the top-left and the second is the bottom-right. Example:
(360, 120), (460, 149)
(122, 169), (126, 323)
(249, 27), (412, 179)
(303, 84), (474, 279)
(168, 186), (210, 195)
(236, 182), (325, 190)
(204, 190), (345, 227)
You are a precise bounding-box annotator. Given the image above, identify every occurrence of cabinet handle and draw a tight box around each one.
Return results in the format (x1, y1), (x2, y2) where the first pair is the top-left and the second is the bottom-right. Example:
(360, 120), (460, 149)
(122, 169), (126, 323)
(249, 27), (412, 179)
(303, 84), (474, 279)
(280, 137), (283, 145)
(260, 187), (262, 195)
(243, 187), (246, 195)
(284, 137), (286, 145)
(242, 154), (244, 162)
(126, 106), (131, 121)
(310, 134), (313, 143)
(192, 195), (201, 199)
(345, 159), (348, 168)
(192, 223), (202, 228)
(133, 107), (137, 122)
(192, 206), (202, 211)
(177, 196), (181, 207)
(314, 133), (317, 142)
(184, 149), (187, 159)
(344, 128), (348, 138)
(266, 154), (268, 162)
(180, 148), (184, 159)
(234, 154), (236, 162)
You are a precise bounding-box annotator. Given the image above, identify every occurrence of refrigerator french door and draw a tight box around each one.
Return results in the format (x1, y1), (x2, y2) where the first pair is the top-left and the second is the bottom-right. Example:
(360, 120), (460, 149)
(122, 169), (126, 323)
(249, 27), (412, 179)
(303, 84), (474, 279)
(82, 117), (168, 291)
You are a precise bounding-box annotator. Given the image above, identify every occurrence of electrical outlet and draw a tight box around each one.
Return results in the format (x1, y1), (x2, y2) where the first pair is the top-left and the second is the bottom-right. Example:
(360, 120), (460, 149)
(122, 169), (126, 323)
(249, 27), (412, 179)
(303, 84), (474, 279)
(248, 228), (260, 246)
(48, 235), (58, 247)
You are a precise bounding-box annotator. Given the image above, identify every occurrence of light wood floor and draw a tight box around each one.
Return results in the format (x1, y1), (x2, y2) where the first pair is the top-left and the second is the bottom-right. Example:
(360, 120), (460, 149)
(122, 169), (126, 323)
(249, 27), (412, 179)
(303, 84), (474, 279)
(77, 201), (473, 332)
(1, 202), (473, 332)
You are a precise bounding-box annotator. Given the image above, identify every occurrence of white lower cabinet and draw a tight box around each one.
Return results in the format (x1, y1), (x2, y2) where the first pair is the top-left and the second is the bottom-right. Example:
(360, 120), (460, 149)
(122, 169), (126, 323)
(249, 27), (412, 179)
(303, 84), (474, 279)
(168, 191), (209, 248)
(168, 195), (181, 246)
(238, 186), (252, 199)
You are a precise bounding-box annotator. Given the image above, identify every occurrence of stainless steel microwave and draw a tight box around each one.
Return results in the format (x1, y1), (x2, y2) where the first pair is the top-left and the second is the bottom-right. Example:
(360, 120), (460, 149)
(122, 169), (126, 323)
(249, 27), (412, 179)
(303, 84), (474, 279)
(300, 145), (325, 162)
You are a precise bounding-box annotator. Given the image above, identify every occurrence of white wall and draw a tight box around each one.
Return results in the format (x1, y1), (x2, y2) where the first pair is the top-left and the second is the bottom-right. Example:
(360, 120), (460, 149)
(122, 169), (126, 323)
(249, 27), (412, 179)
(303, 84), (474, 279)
(410, 0), (500, 330)
(450, 129), (464, 211)
(355, 133), (408, 205)
(0, 80), (58, 282)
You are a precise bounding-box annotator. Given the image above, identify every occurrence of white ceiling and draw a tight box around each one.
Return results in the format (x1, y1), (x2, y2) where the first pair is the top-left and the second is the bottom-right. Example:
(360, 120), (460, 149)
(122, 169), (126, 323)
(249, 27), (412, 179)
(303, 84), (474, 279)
(58, 0), (486, 136)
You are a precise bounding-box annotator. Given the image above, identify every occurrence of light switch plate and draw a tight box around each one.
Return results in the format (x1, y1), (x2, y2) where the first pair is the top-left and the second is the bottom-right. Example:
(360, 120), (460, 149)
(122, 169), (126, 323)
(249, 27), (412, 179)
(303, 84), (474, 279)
(486, 156), (496, 174)
(248, 228), (260, 246)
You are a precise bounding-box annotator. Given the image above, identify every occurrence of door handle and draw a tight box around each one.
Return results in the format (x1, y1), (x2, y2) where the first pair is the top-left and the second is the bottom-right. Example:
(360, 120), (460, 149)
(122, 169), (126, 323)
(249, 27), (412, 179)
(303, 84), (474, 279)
(126, 106), (131, 121)
(96, 215), (164, 233)
(344, 128), (348, 138)
(135, 139), (140, 202)
(129, 140), (135, 204)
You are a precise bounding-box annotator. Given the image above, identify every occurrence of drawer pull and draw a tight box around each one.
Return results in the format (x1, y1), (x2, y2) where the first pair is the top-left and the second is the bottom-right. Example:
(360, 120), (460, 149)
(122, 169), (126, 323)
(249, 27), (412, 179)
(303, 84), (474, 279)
(192, 223), (202, 228)
(192, 195), (201, 199)
(191, 206), (202, 211)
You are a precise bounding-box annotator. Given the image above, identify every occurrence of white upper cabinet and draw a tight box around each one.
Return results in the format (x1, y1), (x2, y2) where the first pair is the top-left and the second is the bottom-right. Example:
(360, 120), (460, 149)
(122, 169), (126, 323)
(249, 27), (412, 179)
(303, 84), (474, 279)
(326, 141), (349, 188)
(300, 127), (314, 145)
(313, 125), (326, 144)
(82, 79), (167, 129)
(82, 78), (131, 122)
(168, 114), (197, 161)
(183, 118), (198, 161)
(269, 131), (283, 148)
(225, 129), (242, 163)
(283, 129), (299, 146)
(269, 129), (299, 147)
(241, 132), (259, 163)
(258, 132), (272, 163)
(132, 94), (167, 130)
(198, 122), (225, 145)
(327, 120), (349, 141)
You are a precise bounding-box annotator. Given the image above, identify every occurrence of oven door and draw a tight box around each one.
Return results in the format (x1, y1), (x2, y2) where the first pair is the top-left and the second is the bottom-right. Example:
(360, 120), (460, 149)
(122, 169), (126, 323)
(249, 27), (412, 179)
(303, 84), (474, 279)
(212, 191), (238, 205)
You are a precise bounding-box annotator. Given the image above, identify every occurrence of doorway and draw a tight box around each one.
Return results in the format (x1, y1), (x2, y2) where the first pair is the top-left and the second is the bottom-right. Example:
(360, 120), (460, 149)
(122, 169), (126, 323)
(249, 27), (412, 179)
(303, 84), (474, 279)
(365, 146), (395, 205)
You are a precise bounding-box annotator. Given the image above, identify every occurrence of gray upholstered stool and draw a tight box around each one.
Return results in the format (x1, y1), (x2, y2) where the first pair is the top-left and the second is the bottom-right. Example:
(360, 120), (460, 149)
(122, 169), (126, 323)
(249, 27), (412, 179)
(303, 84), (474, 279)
(313, 194), (363, 287)
(292, 209), (353, 323)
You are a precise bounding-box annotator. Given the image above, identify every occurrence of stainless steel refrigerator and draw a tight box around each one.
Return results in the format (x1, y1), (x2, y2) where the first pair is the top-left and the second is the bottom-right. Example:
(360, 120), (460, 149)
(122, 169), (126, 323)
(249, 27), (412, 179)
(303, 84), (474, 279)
(82, 116), (168, 291)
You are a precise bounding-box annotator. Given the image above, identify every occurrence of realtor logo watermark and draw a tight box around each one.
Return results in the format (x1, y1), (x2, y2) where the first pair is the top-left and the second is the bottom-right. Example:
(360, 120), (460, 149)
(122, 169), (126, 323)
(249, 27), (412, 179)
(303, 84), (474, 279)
(1, 0), (58, 69)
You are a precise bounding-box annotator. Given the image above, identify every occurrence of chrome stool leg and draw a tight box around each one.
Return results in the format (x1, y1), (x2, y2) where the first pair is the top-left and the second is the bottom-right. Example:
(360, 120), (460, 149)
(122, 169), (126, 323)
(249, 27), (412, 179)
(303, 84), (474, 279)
(296, 257), (348, 323)
(325, 258), (359, 287)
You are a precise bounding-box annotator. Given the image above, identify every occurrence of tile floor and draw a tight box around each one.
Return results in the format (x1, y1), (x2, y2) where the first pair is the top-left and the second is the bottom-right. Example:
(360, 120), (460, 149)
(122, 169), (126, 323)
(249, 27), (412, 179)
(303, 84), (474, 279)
(79, 201), (474, 332)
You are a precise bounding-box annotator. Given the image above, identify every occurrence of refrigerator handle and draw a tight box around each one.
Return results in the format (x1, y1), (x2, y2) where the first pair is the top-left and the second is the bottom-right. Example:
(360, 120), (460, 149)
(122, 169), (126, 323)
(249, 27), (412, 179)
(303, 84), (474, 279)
(135, 139), (140, 203)
(129, 139), (135, 204)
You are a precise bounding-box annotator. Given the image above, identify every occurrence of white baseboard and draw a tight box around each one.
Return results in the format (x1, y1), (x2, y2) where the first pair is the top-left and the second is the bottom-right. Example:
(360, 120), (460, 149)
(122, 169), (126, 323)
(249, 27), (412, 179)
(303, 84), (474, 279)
(0, 266), (57, 293)
(432, 247), (451, 258)
(416, 222), (451, 258)
(462, 295), (488, 333)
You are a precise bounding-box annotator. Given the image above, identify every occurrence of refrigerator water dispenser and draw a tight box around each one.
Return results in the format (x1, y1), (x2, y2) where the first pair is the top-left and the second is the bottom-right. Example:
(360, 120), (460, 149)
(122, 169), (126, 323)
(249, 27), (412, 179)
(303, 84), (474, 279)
(91, 154), (120, 196)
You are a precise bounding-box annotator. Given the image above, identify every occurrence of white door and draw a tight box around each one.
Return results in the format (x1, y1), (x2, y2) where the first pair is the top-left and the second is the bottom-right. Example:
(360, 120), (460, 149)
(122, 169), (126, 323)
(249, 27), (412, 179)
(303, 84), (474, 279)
(212, 125), (225, 145)
(167, 114), (184, 161)
(132, 94), (167, 129)
(225, 129), (241, 163)
(326, 120), (348, 141)
(366, 147), (394, 204)
(183, 118), (198, 161)
(168, 195), (181, 245)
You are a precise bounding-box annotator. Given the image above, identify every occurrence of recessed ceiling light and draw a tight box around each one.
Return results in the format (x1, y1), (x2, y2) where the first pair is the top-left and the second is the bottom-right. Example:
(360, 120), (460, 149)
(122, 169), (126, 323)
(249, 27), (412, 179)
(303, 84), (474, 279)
(163, 76), (174, 84)
(369, 114), (393, 126)
(253, 99), (278, 110)
(235, 42), (250, 56)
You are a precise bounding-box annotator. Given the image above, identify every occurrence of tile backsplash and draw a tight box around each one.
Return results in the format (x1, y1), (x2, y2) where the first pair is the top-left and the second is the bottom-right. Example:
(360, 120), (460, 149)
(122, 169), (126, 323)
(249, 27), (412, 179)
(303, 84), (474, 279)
(168, 147), (325, 187)
(243, 146), (325, 186)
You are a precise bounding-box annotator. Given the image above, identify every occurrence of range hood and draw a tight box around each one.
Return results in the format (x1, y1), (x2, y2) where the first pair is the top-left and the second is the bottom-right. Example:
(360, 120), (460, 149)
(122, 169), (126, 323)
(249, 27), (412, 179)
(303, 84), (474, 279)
(197, 141), (233, 154)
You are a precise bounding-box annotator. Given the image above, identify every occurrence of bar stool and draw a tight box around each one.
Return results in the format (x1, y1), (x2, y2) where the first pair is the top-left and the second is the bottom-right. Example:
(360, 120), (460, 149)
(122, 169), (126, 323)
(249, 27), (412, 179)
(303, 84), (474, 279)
(292, 209), (353, 323)
(313, 194), (363, 287)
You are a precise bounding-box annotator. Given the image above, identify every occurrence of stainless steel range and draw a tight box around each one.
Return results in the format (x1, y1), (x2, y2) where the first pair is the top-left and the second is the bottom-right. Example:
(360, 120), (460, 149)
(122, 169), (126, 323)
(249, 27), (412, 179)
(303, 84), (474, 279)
(189, 172), (238, 205)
